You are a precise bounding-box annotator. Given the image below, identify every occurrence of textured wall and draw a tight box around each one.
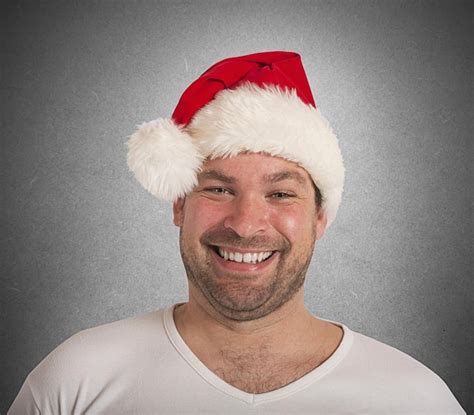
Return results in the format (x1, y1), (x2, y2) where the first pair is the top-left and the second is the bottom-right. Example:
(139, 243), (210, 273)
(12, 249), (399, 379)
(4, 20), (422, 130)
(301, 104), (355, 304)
(2, 0), (472, 412)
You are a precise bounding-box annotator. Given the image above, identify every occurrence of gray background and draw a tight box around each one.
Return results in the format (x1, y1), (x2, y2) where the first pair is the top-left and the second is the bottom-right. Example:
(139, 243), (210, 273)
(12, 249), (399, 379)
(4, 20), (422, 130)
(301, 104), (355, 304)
(2, 0), (472, 412)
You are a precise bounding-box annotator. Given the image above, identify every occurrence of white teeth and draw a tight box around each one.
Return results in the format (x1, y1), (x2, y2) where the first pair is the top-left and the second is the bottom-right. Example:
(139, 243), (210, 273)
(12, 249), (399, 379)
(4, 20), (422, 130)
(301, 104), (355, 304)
(216, 247), (274, 264)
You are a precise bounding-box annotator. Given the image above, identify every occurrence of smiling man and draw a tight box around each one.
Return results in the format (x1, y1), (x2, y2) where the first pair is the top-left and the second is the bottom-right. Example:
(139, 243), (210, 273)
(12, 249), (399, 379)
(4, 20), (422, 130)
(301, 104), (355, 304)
(178, 154), (324, 322)
(9, 52), (464, 414)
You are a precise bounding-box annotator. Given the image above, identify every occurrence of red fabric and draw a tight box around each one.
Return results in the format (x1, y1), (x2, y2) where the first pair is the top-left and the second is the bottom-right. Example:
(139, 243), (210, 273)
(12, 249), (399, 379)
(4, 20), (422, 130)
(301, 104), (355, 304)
(171, 51), (316, 126)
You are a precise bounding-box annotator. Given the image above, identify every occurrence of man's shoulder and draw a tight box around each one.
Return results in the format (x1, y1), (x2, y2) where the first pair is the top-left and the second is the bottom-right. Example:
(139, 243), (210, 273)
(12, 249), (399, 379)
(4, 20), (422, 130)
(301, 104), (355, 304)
(28, 307), (170, 387)
(349, 328), (441, 377)
(341, 326), (463, 411)
(9, 307), (177, 414)
(58, 307), (166, 353)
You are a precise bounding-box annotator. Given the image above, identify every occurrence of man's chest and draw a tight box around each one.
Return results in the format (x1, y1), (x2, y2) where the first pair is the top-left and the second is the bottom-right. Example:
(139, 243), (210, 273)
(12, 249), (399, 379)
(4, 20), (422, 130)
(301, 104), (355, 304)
(207, 351), (324, 394)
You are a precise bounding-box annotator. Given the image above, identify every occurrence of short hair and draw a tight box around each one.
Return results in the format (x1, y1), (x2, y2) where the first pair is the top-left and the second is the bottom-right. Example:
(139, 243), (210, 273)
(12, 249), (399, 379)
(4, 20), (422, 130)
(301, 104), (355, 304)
(312, 181), (323, 210)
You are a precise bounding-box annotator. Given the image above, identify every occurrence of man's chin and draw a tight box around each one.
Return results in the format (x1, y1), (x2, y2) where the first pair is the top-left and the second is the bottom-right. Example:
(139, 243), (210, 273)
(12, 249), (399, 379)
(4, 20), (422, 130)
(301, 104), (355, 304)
(207, 295), (278, 322)
(200, 274), (293, 321)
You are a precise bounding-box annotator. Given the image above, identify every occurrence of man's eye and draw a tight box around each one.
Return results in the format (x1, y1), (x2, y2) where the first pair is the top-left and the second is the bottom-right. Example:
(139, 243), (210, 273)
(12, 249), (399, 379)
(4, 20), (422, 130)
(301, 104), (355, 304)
(271, 192), (293, 199)
(205, 187), (232, 195)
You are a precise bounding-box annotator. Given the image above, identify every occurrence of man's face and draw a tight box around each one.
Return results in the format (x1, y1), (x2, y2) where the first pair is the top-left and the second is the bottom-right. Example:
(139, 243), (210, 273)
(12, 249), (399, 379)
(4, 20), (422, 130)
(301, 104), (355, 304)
(173, 152), (327, 321)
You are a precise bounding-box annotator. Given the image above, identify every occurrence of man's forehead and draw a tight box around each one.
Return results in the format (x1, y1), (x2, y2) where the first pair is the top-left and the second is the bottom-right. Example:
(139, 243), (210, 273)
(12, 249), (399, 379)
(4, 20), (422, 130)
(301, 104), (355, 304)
(198, 154), (312, 186)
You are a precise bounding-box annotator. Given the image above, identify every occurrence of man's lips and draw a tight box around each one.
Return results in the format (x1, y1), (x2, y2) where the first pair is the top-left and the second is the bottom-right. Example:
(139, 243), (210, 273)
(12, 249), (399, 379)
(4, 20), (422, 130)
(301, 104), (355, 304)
(208, 245), (279, 273)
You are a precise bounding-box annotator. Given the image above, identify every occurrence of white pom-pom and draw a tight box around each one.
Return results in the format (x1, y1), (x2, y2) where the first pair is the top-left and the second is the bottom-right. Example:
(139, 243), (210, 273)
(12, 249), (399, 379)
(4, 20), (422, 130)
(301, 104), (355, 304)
(126, 119), (203, 201)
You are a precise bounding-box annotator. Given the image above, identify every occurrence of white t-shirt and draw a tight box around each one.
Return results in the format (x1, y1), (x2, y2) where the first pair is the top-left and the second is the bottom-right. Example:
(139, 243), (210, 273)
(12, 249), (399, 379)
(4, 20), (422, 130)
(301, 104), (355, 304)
(9, 304), (465, 414)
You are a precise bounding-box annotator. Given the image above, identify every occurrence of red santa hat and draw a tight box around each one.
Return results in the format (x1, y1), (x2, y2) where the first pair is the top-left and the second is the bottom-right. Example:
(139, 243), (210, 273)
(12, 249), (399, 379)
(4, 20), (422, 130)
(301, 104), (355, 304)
(127, 51), (344, 226)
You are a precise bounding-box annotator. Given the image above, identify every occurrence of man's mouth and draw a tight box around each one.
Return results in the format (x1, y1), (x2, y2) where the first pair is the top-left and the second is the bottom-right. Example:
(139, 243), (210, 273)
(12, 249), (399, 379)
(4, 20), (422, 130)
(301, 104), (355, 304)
(211, 246), (276, 264)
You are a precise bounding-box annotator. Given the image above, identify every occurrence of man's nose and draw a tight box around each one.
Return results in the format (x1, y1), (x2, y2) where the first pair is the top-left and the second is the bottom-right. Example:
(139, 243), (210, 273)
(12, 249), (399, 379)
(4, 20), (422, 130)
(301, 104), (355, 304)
(223, 193), (270, 238)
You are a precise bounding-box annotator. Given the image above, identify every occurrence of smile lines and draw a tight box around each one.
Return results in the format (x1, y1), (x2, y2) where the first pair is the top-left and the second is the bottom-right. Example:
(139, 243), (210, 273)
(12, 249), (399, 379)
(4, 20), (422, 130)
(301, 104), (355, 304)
(216, 247), (274, 264)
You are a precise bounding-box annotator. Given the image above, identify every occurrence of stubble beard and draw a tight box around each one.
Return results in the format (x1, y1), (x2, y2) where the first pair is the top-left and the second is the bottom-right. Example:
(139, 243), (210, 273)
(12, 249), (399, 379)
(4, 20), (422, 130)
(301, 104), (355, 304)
(179, 227), (316, 321)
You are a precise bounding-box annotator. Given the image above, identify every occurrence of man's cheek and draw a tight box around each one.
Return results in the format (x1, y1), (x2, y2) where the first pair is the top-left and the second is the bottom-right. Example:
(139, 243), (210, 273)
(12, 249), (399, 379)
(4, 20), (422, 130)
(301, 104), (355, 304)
(269, 211), (306, 237)
(192, 203), (226, 227)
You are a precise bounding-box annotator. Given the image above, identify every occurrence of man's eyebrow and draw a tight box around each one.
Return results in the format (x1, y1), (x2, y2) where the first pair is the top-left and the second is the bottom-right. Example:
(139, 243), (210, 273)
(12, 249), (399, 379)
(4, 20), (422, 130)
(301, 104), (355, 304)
(198, 169), (308, 185)
(198, 170), (236, 183)
(263, 171), (308, 185)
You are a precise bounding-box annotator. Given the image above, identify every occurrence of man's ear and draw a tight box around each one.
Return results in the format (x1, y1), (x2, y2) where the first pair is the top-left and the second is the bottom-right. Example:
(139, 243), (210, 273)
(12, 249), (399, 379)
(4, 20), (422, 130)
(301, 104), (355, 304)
(173, 197), (186, 227)
(315, 208), (328, 240)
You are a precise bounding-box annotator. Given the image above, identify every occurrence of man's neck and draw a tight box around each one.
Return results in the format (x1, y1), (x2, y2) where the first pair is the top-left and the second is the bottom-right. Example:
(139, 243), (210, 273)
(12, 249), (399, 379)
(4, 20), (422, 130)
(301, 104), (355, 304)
(173, 289), (343, 393)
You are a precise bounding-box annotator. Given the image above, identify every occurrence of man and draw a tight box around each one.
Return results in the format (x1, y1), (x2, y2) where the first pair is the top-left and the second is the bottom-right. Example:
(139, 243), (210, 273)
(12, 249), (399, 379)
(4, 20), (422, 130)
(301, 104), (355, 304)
(9, 51), (464, 414)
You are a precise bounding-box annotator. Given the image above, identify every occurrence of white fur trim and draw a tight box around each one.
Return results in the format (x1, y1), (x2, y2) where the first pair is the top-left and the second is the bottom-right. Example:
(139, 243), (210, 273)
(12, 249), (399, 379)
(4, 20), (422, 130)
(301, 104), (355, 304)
(187, 83), (345, 226)
(126, 119), (203, 201)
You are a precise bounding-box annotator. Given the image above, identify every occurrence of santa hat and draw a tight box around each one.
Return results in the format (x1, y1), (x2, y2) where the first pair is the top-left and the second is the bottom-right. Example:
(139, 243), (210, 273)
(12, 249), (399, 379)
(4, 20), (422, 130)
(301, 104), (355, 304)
(127, 51), (344, 226)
